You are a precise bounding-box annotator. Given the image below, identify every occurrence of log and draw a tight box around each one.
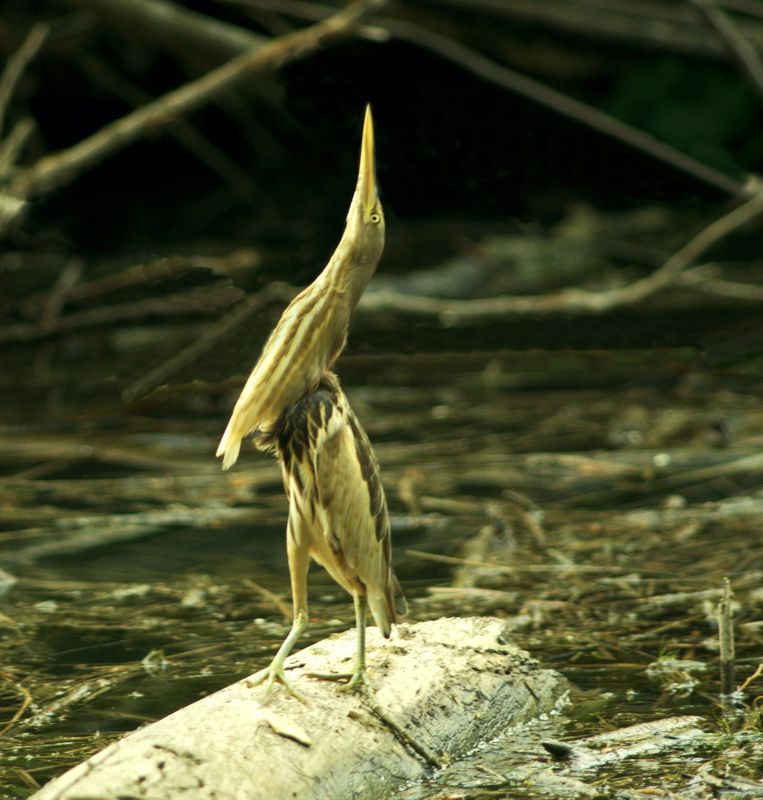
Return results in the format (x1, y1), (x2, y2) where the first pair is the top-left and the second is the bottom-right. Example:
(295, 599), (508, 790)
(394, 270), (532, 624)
(30, 617), (567, 800)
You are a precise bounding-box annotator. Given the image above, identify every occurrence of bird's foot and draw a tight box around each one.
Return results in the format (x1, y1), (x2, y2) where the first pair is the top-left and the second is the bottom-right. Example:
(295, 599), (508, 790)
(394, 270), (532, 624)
(338, 668), (373, 695)
(305, 668), (373, 695)
(246, 663), (307, 703)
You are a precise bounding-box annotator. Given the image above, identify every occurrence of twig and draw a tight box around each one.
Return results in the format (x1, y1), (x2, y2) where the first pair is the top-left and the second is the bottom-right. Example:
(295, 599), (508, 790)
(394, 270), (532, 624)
(77, 54), (259, 202)
(687, 275), (763, 300)
(2, 0), (384, 230)
(363, 698), (443, 768)
(406, 548), (628, 573)
(0, 680), (32, 738)
(717, 577), (736, 698)
(689, 0), (763, 105)
(388, 20), (750, 199)
(233, 0), (763, 61)
(634, 189), (763, 279)
(738, 661), (763, 692)
(722, 0), (763, 20)
(0, 118), (35, 178)
(21, 248), (261, 317)
(7, 768), (40, 791)
(6, 506), (255, 564)
(542, 715), (705, 768)
(235, 0), (750, 198)
(0, 285), (245, 344)
(359, 190), (763, 322)
(59, 0), (266, 60)
(242, 578), (292, 619)
(434, 0), (763, 59)
(37, 259), (83, 328)
(0, 24), (49, 138)
(121, 282), (294, 402)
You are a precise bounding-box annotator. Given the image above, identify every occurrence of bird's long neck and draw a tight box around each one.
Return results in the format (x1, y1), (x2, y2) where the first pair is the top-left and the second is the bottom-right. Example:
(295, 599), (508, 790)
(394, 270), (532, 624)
(323, 229), (383, 313)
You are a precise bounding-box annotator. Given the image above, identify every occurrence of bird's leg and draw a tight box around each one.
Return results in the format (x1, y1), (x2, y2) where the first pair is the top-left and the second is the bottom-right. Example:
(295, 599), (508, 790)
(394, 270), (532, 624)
(306, 593), (372, 694)
(247, 610), (308, 702)
(247, 516), (309, 702)
(338, 593), (372, 693)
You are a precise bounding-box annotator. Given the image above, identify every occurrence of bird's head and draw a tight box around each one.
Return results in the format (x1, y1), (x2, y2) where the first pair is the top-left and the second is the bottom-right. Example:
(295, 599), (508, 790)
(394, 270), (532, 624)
(339, 104), (385, 306)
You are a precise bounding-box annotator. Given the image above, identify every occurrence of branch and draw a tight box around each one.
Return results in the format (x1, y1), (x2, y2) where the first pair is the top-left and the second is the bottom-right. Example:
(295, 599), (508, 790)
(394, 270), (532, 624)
(0, 24), (49, 138)
(0, 285), (245, 344)
(57, 0), (265, 61)
(433, 0), (763, 61)
(0, 118), (34, 179)
(238, 0), (751, 198)
(25, 618), (566, 800)
(384, 20), (750, 199)
(690, 0), (763, 105)
(1, 0), (384, 232)
(237, 0), (763, 60)
(360, 190), (763, 323)
(77, 54), (259, 201)
(6, 193), (760, 364)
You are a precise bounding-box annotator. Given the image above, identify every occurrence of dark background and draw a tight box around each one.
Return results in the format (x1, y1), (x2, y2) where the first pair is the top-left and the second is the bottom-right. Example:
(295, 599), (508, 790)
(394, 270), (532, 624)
(4, 0), (761, 261)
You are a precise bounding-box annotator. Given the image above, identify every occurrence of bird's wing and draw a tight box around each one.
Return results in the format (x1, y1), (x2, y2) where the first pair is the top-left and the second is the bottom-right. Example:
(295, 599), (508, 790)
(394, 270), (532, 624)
(313, 396), (396, 631)
(216, 285), (348, 470)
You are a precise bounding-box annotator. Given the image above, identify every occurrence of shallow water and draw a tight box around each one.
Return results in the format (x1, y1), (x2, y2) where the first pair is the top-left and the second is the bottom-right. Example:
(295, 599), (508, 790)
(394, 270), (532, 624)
(2, 348), (763, 797)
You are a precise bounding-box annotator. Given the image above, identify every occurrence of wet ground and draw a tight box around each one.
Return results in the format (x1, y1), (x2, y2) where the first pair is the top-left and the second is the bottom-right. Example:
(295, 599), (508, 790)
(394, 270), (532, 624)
(2, 347), (763, 798)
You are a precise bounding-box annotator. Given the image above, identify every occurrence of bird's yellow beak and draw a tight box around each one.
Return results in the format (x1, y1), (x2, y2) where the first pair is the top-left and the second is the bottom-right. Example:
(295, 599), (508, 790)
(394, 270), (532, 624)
(358, 104), (378, 216)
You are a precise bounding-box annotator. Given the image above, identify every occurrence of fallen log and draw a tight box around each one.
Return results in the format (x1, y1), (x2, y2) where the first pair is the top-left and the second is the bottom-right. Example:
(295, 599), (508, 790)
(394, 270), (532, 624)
(29, 616), (567, 800)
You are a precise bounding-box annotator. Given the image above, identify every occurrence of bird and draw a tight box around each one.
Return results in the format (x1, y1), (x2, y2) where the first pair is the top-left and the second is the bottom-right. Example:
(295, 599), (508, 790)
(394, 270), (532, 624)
(216, 106), (405, 698)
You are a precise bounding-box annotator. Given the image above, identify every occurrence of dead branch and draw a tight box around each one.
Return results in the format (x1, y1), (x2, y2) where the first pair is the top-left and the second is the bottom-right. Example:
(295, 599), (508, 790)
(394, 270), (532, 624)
(382, 18), (750, 200)
(57, 0), (265, 60)
(360, 190), (763, 323)
(689, 0), (763, 106)
(687, 274), (763, 300)
(121, 282), (294, 402)
(0, 118), (35, 179)
(27, 618), (567, 800)
(432, 0), (763, 60)
(5, 506), (255, 565)
(724, 0), (763, 19)
(111, 195), (763, 400)
(77, 54), (259, 201)
(406, 548), (631, 575)
(21, 248), (261, 318)
(0, 680), (32, 739)
(0, 285), (245, 344)
(239, 0), (750, 199)
(0, 24), (49, 138)
(0, 0), (384, 235)
(541, 715), (705, 769)
(242, 578), (292, 619)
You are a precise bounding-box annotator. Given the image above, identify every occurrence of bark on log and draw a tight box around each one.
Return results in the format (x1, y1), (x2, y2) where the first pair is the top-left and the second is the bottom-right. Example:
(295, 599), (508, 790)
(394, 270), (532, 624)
(30, 617), (567, 800)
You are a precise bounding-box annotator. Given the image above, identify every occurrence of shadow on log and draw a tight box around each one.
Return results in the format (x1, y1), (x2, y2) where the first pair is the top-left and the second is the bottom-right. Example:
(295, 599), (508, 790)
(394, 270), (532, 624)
(30, 617), (567, 800)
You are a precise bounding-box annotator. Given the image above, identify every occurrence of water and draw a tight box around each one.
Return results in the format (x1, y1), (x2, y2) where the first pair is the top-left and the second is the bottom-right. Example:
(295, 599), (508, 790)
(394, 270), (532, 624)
(2, 347), (763, 797)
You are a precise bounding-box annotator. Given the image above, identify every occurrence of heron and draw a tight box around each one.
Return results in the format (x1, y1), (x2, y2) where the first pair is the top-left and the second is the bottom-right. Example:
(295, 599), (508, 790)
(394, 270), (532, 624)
(216, 106), (405, 698)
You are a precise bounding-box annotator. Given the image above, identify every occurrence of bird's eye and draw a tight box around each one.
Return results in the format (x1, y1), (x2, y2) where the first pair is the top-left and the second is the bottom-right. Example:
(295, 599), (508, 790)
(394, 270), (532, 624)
(369, 212), (381, 224)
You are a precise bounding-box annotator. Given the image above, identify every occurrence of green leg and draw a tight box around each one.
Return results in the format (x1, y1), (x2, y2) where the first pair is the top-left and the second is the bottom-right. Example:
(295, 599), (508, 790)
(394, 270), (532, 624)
(338, 593), (372, 693)
(247, 610), (308, 702)
(248, 513), (310, 702)
(305, 593), (372, 694)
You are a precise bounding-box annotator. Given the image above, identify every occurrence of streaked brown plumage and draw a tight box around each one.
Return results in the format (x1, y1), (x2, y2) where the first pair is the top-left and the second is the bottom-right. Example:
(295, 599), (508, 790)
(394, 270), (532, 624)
(217, 107), (405, 697)
(265, 371), (405, 634)
(216, 105), (384, 470)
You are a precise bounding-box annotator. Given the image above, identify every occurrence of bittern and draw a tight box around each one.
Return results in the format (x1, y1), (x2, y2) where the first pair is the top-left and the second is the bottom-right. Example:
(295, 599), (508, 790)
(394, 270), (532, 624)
(217, 106), (405, 698)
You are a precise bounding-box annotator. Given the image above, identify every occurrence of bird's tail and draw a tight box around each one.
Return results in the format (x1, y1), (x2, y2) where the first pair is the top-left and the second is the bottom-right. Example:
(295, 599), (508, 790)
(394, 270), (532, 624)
(368, 572), (407, 639)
